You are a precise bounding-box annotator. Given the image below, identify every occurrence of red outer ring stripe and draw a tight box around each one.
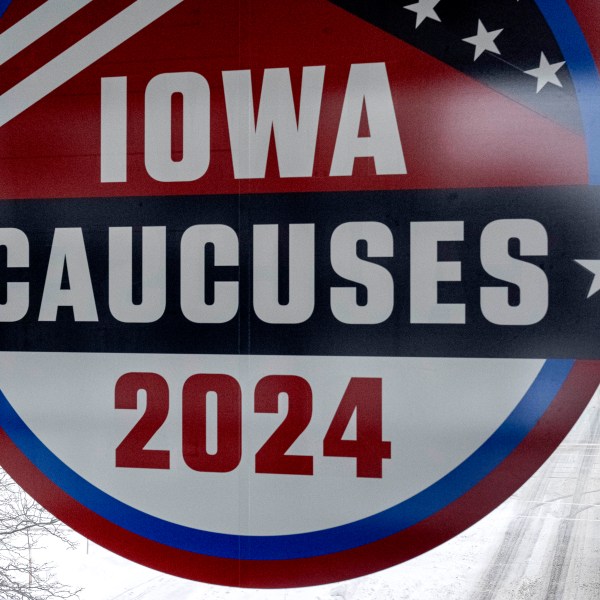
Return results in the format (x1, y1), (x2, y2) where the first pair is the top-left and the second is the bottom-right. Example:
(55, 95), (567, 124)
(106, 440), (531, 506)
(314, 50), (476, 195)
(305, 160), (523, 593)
(0, 359), (598, 588)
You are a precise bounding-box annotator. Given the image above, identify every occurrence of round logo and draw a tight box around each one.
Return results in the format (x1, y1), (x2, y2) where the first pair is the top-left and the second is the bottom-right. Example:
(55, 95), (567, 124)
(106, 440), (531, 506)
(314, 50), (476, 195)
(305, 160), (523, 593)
(0, 0), (599, 588)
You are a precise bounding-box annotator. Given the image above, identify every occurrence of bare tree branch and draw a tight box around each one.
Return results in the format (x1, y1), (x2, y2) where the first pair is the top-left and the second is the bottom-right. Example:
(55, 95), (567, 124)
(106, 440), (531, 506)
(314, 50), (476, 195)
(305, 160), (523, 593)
(0, 470), (81, 600)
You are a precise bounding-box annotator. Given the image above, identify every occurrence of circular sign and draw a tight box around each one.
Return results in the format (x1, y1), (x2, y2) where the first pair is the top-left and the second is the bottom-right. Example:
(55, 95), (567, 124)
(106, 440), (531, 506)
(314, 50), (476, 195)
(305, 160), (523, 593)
(1, 0), (600, 588)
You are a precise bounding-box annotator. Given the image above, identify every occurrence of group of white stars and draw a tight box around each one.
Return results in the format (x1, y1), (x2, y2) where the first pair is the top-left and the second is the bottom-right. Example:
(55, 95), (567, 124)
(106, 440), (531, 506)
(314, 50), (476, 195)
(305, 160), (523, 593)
(404, 0), (566, 93)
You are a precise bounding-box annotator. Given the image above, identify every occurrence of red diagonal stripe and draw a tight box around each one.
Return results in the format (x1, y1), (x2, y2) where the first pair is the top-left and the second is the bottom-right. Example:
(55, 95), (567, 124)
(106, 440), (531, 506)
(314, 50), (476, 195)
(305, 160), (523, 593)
(0, 0), (139, 96)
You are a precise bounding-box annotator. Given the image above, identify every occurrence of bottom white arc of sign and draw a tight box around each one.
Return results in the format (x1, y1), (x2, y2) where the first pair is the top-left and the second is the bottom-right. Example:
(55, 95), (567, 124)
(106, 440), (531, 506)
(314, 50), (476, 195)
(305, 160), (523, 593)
(0, 353), (543, 538)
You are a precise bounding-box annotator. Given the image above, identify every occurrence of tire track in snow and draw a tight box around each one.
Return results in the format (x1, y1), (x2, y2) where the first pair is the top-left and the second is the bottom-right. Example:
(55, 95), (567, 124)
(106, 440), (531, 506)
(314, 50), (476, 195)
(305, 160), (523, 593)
(542, 399), (600, 600)
(470, 390), (600, 600)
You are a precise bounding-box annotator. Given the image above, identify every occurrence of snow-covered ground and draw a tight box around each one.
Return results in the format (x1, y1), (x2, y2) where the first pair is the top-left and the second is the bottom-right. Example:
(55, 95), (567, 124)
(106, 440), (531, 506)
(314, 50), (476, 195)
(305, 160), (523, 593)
(40, 389), (600, 600)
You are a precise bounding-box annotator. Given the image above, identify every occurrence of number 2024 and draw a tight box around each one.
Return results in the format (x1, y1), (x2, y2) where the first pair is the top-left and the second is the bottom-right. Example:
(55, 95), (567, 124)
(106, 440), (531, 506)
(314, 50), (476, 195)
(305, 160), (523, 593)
(115, 373), (391, 478)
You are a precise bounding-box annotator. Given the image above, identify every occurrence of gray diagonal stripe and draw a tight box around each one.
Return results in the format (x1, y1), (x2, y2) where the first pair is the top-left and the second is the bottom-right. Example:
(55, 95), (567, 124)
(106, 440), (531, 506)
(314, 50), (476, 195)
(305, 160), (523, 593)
(0, 0), (185, 127)
(0, 0), (94, 66)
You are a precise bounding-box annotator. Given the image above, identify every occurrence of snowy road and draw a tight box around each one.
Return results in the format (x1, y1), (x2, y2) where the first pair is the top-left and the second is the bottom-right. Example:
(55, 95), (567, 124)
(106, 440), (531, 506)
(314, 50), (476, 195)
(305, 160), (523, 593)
(471, 390), (600, 600)
(46, 388), (600, 600)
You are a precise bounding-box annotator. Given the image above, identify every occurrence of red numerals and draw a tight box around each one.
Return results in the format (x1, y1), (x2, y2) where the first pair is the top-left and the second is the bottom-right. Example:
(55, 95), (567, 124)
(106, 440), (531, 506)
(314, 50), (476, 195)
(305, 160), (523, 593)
(115, 372), (170, 470)
(255, 376), (313, 476)
(182, 374), (242, 473)
(323, 378), (391, 478)
(115, 374), (391, 478)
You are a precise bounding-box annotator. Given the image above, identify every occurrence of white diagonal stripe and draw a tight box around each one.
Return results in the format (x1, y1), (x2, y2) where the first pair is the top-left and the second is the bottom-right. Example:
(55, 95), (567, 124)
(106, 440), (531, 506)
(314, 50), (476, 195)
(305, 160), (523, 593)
(0, 0), (94, 66)
(0, 0), (185, 128)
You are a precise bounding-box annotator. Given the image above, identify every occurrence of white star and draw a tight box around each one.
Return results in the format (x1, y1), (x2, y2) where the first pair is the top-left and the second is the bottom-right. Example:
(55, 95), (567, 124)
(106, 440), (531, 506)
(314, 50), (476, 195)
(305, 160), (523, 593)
(524, 52), (565, 93)
(462, 20), (503, 61)
(404, 0), (442, 29)
(575, 260), (600, 298)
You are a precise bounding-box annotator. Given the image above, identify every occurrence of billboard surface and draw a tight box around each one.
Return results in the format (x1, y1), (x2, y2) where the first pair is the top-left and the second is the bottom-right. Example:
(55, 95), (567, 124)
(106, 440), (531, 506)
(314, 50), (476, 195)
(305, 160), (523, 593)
(1, 0), (600, 588)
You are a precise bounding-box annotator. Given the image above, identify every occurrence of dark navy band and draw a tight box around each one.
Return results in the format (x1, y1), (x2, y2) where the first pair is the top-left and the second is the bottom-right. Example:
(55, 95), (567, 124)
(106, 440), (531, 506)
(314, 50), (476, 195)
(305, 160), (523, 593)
(0, 188), (599, 358)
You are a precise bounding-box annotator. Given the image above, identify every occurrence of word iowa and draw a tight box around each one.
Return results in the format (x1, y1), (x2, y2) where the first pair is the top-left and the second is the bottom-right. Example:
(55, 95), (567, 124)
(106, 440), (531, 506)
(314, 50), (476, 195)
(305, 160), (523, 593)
(100, 62), (406, 183)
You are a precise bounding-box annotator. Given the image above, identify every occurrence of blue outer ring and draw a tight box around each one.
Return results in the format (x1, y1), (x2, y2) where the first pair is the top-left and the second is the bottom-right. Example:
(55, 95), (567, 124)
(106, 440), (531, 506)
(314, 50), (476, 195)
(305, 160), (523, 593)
(534, 0), (600, 184)
(0, 359), (573, 560)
